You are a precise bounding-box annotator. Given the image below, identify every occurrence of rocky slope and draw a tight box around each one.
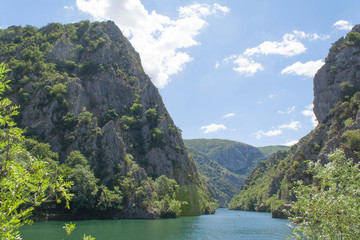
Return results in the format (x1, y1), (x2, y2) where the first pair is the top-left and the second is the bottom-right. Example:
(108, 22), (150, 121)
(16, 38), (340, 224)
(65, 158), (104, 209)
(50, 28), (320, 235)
(185, 139), (266, 175)
(229, 25), (360, 217)
(0, 21), (214, 218)
(185, 139), (288, 207)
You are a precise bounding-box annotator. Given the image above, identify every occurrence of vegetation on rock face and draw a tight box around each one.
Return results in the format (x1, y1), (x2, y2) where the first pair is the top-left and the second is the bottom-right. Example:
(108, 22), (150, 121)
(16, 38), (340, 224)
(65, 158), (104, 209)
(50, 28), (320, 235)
(229, 26), (360, 227)
(229, 89), (360, 215)
(0, 21), (215, 220)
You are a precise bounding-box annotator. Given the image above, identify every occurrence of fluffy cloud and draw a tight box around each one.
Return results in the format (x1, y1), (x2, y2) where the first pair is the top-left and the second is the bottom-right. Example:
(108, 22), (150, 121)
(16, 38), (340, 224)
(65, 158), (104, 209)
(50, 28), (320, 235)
(278, 106), (296, 114)
(224, 30), (327, 76)
(279, 120), (301, 130)
(224, 55), (263, 76)
(254, 120), (301, 139)
(281, 60), (324, 78)
(302, 104), (318, 127)
(284, 139), (299, 146)
(200, 123), (227, 134)
(223, 113), (235, 118)
(76, 0), (229, 88)
(333, 20), (353, 30)
(254, 129), (282, 139)
(244, 31), (328, 57)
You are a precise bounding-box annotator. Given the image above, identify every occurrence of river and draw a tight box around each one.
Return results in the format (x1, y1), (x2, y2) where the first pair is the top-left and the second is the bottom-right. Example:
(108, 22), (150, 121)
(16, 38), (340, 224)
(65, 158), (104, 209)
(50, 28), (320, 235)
(20, 208), (291, 240)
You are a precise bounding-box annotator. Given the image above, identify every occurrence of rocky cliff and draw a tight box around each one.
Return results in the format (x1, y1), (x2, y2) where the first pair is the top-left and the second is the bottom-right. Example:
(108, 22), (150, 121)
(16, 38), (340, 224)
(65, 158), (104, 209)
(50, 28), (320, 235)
(0, 21), (214, 218)
(229, 25), (360, 216)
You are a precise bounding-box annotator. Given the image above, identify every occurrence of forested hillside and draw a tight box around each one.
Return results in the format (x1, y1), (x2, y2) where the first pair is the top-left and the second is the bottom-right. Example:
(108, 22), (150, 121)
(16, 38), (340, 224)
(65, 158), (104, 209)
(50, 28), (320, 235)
(185, 139), (288, 207)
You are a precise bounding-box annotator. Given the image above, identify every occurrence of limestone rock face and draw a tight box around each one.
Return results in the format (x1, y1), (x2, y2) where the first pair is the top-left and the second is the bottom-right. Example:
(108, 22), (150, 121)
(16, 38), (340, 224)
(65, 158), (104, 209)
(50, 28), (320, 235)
(314, 25), (360, 124)
(3, 21), (205, 217)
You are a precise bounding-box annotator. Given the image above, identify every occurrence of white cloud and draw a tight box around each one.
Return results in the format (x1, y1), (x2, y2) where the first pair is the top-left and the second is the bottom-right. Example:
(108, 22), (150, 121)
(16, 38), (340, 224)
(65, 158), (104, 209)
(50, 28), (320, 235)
(333, 20), (353, 30)
(200, 123), (227, 134)
(278, 106), (296, 114)
(64, 5), (74, 11)
(214, 3), (230, 14)
(284, 139), (299, 146)
(244, 30), (328, 57)
(254, 129), (282, 139)
(76, 0), (229, 88)
(223, 113), (235, 118)
(215, 61), (220, 69)
(302, 104), (318, 127)
(254, 120), (301, 139)
(279, 120), (301, 130)
(224, 55), (263, 76)
(268, 94), (274, 98)
(281, 60), (324, 78)
(224, 30), (327, 75)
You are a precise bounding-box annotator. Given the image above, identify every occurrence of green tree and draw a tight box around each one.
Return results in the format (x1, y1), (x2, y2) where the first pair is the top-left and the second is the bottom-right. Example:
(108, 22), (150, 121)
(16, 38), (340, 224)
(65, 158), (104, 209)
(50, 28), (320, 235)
(65, 150), (88, 168)
(0, 63), (72, 239)
(154, 175), (184, 217)
(287, 149), (360, 239)
(145, 107), (158, 128)
(65, 164), (99, 211)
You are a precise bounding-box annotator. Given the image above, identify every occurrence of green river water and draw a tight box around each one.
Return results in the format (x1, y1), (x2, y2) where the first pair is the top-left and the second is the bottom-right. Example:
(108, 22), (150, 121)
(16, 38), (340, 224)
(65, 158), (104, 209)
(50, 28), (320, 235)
(20, 208), (291, 240)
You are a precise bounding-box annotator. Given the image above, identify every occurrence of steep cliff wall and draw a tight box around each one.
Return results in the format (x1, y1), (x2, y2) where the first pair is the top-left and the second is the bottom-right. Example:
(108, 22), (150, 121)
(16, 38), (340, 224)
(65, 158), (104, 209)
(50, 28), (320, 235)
(0, 21), (213, 218)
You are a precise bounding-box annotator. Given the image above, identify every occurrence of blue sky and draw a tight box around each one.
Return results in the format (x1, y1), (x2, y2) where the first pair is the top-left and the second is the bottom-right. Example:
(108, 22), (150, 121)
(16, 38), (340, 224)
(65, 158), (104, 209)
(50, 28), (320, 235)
(1, 0), (360, 146)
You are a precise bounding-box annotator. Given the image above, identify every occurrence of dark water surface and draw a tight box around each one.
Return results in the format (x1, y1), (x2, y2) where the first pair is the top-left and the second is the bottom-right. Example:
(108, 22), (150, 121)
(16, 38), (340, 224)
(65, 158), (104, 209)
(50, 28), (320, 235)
(21, 208), (291, 240)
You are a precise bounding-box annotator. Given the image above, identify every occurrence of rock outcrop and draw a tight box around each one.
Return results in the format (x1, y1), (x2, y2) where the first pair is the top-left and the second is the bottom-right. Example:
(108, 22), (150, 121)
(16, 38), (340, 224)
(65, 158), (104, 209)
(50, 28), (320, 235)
(0, 21), (211, 218)
(314, 25), (360, 124)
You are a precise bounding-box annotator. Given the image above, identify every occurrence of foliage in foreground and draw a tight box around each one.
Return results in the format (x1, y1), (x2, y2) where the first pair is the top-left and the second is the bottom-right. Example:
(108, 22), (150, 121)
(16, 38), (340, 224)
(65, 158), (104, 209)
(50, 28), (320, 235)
(0, 63), (72, 239)
(287, 149), (360, 239)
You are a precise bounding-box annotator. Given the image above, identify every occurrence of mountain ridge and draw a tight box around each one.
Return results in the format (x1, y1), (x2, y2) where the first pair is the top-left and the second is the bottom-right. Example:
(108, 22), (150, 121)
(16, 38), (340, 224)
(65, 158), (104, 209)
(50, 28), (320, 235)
(184, 138), (289, 207)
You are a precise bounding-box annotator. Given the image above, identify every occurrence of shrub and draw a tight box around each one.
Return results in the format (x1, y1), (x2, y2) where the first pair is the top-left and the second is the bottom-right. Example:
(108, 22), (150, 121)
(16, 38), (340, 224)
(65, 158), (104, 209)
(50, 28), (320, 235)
(130, 102), (143, 116)
(342, 129), (360, 151)
(145, 107), (158, 128)
(79, 61), (99, 75)
(48, 83), (67, 99)
(345, 31), (360, 47)
(78, 108), (93, 126)
(287, 149), (360, 239)
(151, 128), (165, 147)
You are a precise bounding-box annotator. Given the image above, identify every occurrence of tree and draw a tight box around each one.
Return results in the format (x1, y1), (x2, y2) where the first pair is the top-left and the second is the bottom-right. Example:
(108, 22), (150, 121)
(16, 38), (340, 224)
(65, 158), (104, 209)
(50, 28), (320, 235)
(154, 175), (184, 217)
(0, 63), (72, 239)
(287, 149), (360, 239)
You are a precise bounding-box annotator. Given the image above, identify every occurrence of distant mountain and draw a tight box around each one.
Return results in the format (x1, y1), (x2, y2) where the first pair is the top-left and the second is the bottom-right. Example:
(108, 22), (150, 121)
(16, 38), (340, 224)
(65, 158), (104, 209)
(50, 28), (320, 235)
(184, 139), (289, 206)
(257, 145), (290, 158)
